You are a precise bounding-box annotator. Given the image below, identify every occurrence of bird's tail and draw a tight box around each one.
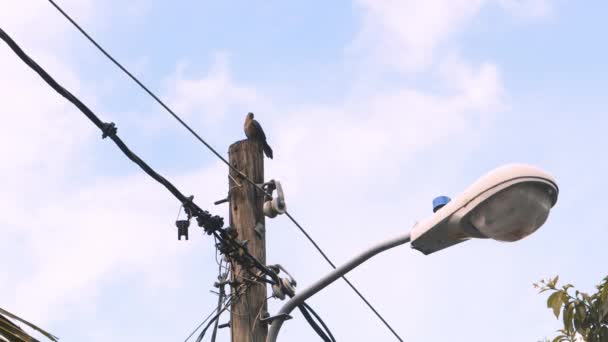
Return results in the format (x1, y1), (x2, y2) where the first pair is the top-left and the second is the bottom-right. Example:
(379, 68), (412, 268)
(263, 142), (273, 159)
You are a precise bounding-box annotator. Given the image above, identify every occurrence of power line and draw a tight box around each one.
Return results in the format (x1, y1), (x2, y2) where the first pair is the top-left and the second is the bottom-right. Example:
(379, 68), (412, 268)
(0, 27), (216, 227)
(43, 3), (404, 340)
(46, 0), (273, 200)
(286, 213), (404, 341)
(183, 306), (219, 342)
(0, 24), (280, 289)
(298, 303), (336, 342)
(0, 25), (290, 342)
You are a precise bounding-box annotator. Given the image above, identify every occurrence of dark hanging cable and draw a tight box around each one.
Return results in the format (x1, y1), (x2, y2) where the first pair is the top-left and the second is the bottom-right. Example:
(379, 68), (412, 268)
(302, 302), (336, 342)
(0, 26), (282, 284)
(298, 303), (336, 342)
(42, 3), (406, 339)
(0, 26), (224, 235)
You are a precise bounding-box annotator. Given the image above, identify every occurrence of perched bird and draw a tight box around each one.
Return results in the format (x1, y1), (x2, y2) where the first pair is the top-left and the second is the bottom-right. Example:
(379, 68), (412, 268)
(244, 112), (273, 159)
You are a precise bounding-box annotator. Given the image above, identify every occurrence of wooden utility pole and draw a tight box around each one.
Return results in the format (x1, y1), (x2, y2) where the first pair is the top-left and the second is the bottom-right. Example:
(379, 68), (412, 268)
(228, 139), (268, 342)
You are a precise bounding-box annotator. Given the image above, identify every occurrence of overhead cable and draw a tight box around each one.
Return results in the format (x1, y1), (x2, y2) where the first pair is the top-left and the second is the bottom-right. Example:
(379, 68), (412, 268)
(43, 3), (405, 340)
(298, 303), (336, 342)
(285, 212), (404, 341)
(0, 25), (280, 286)
(46, 0), (273, 199)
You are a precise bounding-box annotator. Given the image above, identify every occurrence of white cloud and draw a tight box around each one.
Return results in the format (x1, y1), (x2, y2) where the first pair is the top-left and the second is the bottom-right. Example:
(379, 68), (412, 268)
(164, 53), (267, 126)
(0, 0), (94, 47)
(349, 0), (554, 75)
(351, 0), (485, 72)
(0, 0), (219, 330)
(9, 170), (213, 323)
(438, 54), (504, 111)
(0, 0), (556, 340)
(265, 58), (502, 258)
(499, 0), (554, 18)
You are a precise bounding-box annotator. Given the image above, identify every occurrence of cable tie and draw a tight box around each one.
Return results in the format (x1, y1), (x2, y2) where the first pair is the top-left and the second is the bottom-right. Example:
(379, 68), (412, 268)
(101, 122), (117, 139)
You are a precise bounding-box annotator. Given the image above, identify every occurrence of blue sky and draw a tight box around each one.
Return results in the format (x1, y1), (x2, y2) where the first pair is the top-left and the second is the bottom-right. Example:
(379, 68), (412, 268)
(1, 0), (607, 341)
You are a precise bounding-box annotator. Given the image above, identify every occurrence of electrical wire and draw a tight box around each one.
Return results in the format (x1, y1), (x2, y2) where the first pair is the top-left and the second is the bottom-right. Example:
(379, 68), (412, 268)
(210, 260), (227, 342)
(213, 230), (279, 285)
(0, 31), (277, 342)
(301, 303), (336, 342)
(0, 26), (282, 297)
(43, 3), (404, 340)
(46, 0), (273, 199)
(183, 306), (220, 342)
(286, 212), (404, 341)
(185, 262), (244, 342)
(194, 282), (253, 342)
(0, 27), (224, 234)
(298, 303), (335, 342)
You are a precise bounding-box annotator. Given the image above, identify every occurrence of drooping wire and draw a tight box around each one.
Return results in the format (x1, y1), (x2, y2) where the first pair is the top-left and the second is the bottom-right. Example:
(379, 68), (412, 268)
(193, 282), (253, 342)
(0, 26), (283, 289)
(43, 3), (404, 340)
(298, 303), (336, 342)
(0, 16), (348, 342)
(210, 257), (227, 342)
(0, 27), (223, 232)
(46, 0), (273, 199)
(300, 303), (336, 342)
(183, 305), (220, 342)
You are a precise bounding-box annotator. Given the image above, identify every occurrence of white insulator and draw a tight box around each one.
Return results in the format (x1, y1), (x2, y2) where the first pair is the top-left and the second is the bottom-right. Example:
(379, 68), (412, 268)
(264, 181), (287, 218)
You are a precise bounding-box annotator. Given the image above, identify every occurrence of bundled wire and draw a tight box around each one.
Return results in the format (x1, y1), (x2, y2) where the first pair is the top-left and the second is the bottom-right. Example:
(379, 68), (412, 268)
(298, 303), (336, 342)
(43, 2), (405, 339)
(0, 25), (280, 292)
(192, 281), (254, 342)
(194, 305), (226, 342)
(0, 26), (223, 234)
(183, 307), (220, 342)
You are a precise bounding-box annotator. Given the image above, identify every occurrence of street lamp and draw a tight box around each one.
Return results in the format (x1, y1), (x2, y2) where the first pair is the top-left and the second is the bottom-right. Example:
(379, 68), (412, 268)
(266, 164), (558, 342)
(410, 163), (558, 254)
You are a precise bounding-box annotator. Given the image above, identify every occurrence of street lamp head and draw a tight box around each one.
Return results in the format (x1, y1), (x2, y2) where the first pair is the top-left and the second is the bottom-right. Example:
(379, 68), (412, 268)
(410, 164), (558, 255)
(469, 181), (554, 242)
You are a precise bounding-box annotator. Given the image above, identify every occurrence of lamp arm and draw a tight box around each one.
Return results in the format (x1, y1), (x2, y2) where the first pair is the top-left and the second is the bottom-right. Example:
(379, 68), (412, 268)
(266, 232), (411, 342)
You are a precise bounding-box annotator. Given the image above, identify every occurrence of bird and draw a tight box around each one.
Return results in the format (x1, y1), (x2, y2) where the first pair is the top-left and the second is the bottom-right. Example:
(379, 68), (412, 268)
(244, 112), (273, 159)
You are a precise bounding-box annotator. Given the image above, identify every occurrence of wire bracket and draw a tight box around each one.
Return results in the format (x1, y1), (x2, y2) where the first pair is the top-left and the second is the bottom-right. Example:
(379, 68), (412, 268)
(101, 122), (117, 139)
(260, 313), (292, 325)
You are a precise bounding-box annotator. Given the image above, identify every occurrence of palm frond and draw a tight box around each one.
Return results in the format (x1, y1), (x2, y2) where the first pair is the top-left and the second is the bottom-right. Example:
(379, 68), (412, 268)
(0, 307), (58, 342)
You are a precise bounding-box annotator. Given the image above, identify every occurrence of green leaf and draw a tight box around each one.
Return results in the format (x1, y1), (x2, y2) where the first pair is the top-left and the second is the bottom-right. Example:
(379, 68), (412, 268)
(574, 301), (587, 329)
(582, 292), (592, 302)
(563, 302), (574, 332)
(601, 299), (608, 321)
(601, 284), (608, 302)
(548, 291), (564, 319)
(600, 326), (608, 342)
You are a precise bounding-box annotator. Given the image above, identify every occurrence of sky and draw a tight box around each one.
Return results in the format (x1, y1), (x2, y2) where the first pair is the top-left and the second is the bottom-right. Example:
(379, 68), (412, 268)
(0, 0), (607, 341)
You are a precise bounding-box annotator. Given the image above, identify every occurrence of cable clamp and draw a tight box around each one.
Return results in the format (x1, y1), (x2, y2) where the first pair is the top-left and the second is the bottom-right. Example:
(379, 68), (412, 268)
(101, 122), (117, 139)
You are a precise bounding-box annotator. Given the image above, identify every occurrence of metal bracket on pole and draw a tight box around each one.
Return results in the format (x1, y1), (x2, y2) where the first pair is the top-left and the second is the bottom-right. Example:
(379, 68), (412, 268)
(254, 222), (266, 237)
(260, 313), (293, 325)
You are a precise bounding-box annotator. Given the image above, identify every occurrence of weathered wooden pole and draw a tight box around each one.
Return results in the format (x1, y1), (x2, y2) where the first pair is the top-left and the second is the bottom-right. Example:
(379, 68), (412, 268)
(228, 139), (267, 342)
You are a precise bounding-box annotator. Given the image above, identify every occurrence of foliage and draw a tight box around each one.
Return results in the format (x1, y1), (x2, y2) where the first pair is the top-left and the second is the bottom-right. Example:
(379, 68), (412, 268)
(535, 275), (608, 342)
(0, 307), (58, 342)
